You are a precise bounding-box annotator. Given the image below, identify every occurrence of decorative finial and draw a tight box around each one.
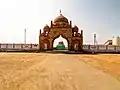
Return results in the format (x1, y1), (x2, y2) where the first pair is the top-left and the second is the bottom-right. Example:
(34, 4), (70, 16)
(60, 9), (62, 15)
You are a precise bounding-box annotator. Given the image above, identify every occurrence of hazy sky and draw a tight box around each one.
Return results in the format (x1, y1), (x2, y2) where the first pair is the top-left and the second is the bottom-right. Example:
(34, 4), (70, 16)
(0, 0), (120, 47)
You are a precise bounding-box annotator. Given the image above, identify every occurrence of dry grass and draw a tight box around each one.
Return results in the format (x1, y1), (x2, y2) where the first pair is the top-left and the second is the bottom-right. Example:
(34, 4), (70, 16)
(74, 54), (120, 81)
(0, 53), (48, 90)
(0, 53), (120, 90)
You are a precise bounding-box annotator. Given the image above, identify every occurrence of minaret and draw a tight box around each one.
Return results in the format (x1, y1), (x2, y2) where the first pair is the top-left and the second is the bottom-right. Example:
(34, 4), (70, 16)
(81, 29), (83, 36)
(39, 29), (41, 50)
(51, 21), (53, 28)
(70, 21), (72, 28)
(81, 29), (83, 45)
(39, 29), (41, 35)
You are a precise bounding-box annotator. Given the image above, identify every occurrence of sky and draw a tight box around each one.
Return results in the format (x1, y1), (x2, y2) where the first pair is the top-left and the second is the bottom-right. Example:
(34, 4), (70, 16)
(0, 0), (120, 47)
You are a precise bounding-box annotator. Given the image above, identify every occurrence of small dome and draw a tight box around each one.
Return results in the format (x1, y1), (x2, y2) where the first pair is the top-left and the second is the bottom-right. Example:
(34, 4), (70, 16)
(73, 25), (79, 32)
(54, 14), (68, 23)
(43, 24), (50, 32)
(73, 25), (78, 29)
(44, 24), (50, 30)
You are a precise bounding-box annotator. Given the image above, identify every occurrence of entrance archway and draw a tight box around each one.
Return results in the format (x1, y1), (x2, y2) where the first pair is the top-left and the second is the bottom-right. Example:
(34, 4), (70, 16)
(39, 12), (83, 51)
(71, 40), (80, 51)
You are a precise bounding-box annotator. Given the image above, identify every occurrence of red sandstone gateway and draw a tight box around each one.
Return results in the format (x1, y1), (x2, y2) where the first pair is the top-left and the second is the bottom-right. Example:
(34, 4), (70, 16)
(39, 13), (83, 51)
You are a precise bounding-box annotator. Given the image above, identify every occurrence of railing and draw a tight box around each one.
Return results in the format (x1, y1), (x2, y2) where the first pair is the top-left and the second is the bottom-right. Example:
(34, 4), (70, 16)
(83, 45), (120, 52)
(0, 43), (39, 51)
(0, 43), (120, 52)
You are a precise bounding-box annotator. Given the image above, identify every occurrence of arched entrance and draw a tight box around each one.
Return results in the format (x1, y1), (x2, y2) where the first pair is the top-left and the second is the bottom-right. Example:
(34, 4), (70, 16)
(71, 40), (81, 51)
(39, 12), (83, 51)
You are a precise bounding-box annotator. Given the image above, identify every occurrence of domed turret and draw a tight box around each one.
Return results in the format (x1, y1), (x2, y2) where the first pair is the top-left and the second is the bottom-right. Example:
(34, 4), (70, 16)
(73, 25), (79, 32)
(44, 24), (49, 29)
(43, 24), (50, 32)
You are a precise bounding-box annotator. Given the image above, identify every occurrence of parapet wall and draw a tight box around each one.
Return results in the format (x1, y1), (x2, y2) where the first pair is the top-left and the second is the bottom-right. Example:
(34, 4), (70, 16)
(83, 45), (120, 53)
(0, 43), (120, 53)
(0, 43), (39, 51)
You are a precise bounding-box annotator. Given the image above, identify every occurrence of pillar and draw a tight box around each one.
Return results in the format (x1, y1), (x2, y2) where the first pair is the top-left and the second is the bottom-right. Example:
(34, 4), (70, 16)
(114, 45), (116, 50)
(68, 38), (72, 51)
(81, 30), (83, 36)
(40, 29), (41, 35)
(97, 45), (99, 50)
(88, 45), (90, 50)
(31, 43), (32, 49)
(51, 21), (53, 28)
(39, 39), (41, 50)
(106, 45), (108, 50)
(6, 44), (8, 49)
(81, 30), (83, 45)
(13, 43), (15, 48)
(49, 38), (53, 50)
(21, 44), (23, 49)
(39, 29), (41, 50)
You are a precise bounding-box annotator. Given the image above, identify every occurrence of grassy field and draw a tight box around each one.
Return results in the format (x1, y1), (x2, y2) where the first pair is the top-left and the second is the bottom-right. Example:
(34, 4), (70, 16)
(0, 53), (120, 90)
(0, 53), (48, 90)
(74, 54), (120, 81)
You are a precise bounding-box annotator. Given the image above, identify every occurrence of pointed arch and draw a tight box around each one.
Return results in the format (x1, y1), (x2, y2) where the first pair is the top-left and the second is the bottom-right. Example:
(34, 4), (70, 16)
(71, 40), (81, 51)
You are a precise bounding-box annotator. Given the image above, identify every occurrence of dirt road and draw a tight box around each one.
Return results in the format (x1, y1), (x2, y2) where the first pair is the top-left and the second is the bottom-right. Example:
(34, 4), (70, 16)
(0, 53), (120, 90)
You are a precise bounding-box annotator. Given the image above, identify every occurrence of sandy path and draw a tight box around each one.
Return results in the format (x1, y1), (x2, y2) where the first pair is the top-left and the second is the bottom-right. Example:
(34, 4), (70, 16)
(0, 53), (120, 90)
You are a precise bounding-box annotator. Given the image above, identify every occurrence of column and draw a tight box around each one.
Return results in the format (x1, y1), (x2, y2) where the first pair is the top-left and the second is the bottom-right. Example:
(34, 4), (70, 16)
(49, 39), (53, 50)
(68, 38), (72, 51)
(30, 43), (32, 49)
(21, 44), (23, 49)
(6, 44), (8, 49)
(13, 43), (15, 49)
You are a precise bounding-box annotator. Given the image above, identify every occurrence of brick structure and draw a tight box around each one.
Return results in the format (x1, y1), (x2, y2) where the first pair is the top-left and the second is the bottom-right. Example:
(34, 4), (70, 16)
(39, 13), (83, 51)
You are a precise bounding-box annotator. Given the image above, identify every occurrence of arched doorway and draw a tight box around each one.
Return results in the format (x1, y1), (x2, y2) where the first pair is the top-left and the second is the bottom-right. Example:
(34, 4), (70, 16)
(71, 40), (81, 51)
(53, 35), (68, 50)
